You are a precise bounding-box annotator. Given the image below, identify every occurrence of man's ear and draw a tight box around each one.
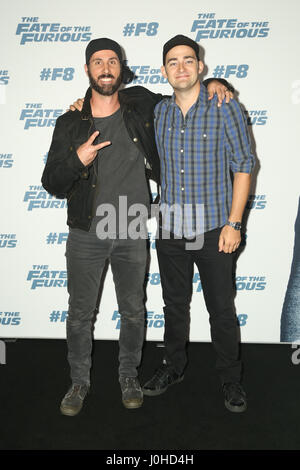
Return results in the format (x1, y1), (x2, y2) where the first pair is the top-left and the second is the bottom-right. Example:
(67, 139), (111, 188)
(84, 64), (88, 76)
(161, 65), (167, 79)
(198, 60), (204, 74)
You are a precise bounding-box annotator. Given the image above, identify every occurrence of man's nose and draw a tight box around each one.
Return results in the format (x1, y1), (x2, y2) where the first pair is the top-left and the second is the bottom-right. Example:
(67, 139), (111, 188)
(103, 61), (110, 73)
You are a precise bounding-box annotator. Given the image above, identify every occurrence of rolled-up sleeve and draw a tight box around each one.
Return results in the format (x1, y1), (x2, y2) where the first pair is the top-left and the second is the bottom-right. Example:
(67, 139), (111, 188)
(222, 99), (255, 174)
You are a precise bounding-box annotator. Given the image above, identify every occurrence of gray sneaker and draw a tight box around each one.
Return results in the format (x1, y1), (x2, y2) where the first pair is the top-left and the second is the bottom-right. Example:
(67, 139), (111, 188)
(119, 377), (143, 409)
(60, 383), (89, 416)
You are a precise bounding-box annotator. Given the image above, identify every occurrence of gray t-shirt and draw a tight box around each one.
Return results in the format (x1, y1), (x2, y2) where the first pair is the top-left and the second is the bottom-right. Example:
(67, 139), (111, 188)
(89, 108), (150, 238)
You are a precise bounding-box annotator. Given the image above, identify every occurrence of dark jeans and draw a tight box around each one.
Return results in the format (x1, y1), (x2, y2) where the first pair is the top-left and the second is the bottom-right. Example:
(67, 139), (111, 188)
(66, 228), (147, 385)
(156, 227), (241, 384)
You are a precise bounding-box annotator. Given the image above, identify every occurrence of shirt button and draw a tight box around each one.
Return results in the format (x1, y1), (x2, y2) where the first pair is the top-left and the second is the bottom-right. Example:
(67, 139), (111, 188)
(180, 149), (184, 153)
(133, 137), (138, 142)
(203, 134), (207, 138)
(181, 187), (185, 191)
(181, 169), (184, 173)
(181, 129), (184, 133)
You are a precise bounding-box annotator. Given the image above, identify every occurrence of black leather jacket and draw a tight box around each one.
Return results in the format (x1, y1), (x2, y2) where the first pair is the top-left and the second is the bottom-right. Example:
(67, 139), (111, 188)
(42, 86), (162, 231)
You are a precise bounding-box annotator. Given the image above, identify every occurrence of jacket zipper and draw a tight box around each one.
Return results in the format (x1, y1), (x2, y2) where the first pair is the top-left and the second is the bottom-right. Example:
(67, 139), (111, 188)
(89, 118), (102, 224)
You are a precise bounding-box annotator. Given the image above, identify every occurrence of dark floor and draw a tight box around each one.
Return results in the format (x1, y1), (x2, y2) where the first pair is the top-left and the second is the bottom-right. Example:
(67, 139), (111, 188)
(0, 339), (299, 452)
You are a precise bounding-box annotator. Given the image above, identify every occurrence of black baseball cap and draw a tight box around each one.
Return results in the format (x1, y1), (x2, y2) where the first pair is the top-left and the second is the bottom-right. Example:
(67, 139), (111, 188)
(163, 35), (200, 65)
(85, 38), (135, 84)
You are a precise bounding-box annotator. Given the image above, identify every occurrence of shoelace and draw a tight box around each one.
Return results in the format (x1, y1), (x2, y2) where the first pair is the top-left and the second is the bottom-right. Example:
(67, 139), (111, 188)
(152, 364), (169, 380)
(223, 383), (244, 398)
(121, 377), (140, 392)
(66, 384), (86, 398)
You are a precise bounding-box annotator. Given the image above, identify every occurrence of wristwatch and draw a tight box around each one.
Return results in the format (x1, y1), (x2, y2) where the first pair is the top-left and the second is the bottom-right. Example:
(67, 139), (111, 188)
(226, 220), (242, 230)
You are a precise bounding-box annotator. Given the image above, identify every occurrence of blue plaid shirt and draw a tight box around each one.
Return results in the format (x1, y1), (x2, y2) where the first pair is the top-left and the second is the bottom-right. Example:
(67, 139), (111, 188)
(154, 84), (255, 237)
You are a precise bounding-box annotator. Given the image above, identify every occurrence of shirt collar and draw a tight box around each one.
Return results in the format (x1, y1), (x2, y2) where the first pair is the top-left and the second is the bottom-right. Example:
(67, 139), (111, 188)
(167, 81), (209, 113)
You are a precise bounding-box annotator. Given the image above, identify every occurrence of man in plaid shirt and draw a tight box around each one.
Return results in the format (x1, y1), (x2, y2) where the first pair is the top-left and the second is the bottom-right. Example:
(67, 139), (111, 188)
(142, 35), (255, 412)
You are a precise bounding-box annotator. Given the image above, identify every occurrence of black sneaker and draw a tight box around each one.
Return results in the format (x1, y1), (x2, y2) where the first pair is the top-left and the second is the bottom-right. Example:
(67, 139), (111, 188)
(222, 382), (247, 413)
(60, 383), (89, 416)
(142, 363), (184, 396)
(119, 377), (143, 409)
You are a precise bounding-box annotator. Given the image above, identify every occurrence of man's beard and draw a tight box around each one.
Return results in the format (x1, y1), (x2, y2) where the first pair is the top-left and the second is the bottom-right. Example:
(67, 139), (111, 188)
(87, 68), (122, 96)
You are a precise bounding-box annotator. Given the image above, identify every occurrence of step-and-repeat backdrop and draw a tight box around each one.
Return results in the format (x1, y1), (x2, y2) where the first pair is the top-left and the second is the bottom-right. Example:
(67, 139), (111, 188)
(1, 0), (299, 343)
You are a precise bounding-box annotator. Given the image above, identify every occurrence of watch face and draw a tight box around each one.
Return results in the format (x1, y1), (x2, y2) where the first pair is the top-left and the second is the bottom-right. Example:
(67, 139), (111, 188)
(227, 221), (241, 230)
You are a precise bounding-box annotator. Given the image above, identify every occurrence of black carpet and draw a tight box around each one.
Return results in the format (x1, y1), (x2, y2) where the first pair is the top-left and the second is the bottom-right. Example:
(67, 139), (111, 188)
(1, 339), (299, 451)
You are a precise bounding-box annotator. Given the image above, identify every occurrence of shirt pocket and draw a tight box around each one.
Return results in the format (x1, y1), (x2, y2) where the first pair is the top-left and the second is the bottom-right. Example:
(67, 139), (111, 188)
(196, 124), (220, 165)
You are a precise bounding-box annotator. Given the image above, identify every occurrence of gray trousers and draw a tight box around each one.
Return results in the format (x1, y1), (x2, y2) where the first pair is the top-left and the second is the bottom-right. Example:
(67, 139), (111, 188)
(65, 228), (147, 385)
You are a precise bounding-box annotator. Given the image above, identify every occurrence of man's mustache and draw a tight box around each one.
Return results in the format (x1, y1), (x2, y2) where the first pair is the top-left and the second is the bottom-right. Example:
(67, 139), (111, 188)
(97, 74), (115, 80)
